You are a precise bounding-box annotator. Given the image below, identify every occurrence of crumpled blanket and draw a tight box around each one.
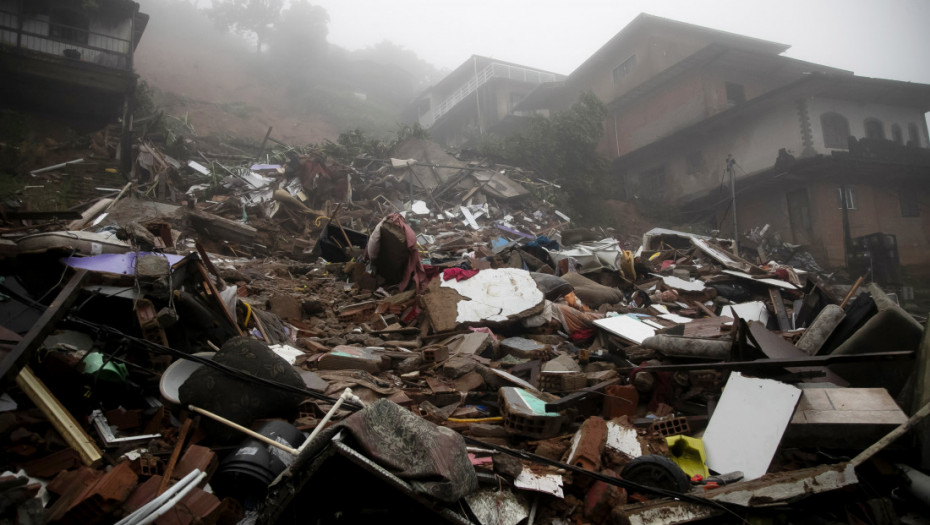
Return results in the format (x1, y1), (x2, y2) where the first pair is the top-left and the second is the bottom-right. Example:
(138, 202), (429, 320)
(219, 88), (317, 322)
(338, 399), (477, 502)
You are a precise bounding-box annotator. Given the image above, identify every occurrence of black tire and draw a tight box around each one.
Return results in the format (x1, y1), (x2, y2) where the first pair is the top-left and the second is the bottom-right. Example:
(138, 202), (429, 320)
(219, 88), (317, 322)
(620, 454), (691, 493)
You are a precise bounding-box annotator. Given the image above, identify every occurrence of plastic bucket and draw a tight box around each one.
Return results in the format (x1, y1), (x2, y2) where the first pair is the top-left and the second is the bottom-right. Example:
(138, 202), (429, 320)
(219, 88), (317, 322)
(212, 420), (305, 502)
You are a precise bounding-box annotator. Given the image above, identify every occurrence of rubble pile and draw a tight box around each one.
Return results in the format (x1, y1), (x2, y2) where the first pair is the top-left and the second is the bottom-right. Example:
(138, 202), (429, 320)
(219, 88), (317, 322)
(0, 133), (929, 525)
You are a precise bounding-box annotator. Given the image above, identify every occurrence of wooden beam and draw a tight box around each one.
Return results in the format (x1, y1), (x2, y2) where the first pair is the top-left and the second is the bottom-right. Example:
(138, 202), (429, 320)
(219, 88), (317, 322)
(0, 269), (88, 384)
(632, 350), (914, 373)
(16, 367), (102, 467)
(769, 288), (792, 331)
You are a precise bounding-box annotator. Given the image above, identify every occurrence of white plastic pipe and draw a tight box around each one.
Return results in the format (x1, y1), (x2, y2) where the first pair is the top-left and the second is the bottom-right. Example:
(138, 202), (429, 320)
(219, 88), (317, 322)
(115, 469), (203, 525)
(136, 471), (208, 525)
(296, 387), (361, 455)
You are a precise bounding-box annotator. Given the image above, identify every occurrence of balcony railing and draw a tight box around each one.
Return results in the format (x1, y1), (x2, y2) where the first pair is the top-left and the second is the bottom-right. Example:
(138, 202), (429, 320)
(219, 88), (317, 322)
(0, 9), (133, 70)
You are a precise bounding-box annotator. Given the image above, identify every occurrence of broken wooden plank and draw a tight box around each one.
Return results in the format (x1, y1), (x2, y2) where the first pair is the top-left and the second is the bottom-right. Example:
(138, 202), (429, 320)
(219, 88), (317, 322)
(544, 378), (619, 412)
(16, 367), (103, 467)
(769, 288), (791, 331)
(747, 321), (848, 386)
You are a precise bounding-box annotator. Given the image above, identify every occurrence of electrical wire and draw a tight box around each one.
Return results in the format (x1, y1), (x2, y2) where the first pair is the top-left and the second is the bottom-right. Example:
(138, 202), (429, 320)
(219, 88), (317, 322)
(60, 313), (749, 521)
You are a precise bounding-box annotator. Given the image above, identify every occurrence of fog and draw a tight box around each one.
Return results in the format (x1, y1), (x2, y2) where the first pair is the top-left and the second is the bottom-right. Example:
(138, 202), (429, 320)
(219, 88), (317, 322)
(135, 0), (930, 142)
(313, 0), (930, 83)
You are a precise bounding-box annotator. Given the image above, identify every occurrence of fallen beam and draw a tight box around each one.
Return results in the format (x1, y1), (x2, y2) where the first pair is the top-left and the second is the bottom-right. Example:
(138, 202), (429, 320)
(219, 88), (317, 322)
(0, 269), (89, 384)
(631, 351), (914, 373)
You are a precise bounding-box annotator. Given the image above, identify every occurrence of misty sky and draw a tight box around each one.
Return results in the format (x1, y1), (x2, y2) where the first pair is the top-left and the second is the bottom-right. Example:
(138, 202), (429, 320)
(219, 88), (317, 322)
(309, 0), (930, 83)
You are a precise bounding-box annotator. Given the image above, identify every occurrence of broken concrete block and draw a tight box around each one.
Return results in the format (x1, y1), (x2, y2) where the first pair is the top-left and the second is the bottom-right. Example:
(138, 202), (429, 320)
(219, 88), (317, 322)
(585, 468), (626, 521)
(542, 353), (582, 373)
(566, 416), (607, 471)
(448, 332), (491, 356)
(499, 387), (563, 439)
(422, 345), (449, 363)
(452, 371), (485, 392)
(443, 356), (478, 378)
(492, 454), (523, 479)
(468, 423), (508, 438)
(500, 337), (550, 359)
(538, 372), (588, 392)
(317, 345), (384, 373)
(602, 385), (638, 419)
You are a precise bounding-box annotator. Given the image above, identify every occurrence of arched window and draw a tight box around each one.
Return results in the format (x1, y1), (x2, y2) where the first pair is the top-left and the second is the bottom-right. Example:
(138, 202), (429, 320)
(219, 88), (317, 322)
(821, 113), (850, 149)
(891, 124), (903, 144)
(909, 123), (921, 146)
(864, 118), (885, 140)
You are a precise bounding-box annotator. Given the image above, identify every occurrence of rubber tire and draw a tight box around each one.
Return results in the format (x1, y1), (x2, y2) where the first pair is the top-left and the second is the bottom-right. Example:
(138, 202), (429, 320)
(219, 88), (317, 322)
(620, 454), (691, 493)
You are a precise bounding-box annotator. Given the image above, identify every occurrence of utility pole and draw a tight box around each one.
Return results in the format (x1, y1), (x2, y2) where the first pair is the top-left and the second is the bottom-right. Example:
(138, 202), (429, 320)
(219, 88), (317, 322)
(840, 184), (852, 268)
(727, 155), (739, 255)
(473, 56), (483, 136)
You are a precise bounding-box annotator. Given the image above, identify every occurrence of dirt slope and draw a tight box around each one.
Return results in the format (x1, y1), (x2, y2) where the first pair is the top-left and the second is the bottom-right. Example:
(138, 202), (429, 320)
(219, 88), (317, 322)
(133, 10), (338, 146)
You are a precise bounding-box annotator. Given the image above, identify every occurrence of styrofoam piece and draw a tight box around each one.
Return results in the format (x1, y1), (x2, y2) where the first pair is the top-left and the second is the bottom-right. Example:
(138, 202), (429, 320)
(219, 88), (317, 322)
(722, 270), (800, 290)
(721, 301), (770, 325)
(654, 274), (706, 292)
(268, 344), (305, 365)
(703, 372), (801, 481)
(441, 268), (543, 323)
(593, 314), (655, 344)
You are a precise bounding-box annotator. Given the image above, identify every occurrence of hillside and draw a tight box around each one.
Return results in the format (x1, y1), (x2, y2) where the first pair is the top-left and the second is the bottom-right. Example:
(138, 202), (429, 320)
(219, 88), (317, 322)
(132, 1), (430, 147)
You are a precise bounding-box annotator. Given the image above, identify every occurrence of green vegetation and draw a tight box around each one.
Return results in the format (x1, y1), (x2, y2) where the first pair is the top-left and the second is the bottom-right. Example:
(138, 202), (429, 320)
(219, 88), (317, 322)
(479, 92), (610, 223)
(319, 122), (429, 165)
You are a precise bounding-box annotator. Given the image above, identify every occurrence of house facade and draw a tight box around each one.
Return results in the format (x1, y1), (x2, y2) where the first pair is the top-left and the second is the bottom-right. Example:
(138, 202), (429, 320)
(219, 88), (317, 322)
(0, 0), (148, 123)
(530, 14), (930, 275)
(407, 55), (565, 148)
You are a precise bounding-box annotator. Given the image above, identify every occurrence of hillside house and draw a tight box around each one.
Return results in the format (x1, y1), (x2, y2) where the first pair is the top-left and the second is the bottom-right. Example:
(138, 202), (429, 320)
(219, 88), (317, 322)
(408, 55), (565, 148)
(501, 14), (930, 275)
(0, 0), (148, 124)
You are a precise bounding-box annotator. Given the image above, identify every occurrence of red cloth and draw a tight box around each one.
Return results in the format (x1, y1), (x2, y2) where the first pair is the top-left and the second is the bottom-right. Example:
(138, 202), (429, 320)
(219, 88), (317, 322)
(442, 268), (479, 281)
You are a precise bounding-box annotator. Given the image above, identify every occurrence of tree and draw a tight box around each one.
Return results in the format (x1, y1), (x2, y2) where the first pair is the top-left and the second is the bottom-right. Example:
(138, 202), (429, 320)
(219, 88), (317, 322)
(480, 92), (609, 221)
(207, 0), (284, 54)
(268, 1), (329, 65)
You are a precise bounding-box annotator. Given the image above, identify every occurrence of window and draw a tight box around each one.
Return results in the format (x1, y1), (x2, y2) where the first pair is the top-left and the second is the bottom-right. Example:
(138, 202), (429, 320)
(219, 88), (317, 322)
(891, 124), (903, 144)
(908, 123), (921, 146)
(821, 113), (850, 149)
(836, 186), (857, 210)
(900, 188), (919, 217)
(613, 55), (636, 84)
(864, 118), (885, 140)
(725, 82), (745, 108)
